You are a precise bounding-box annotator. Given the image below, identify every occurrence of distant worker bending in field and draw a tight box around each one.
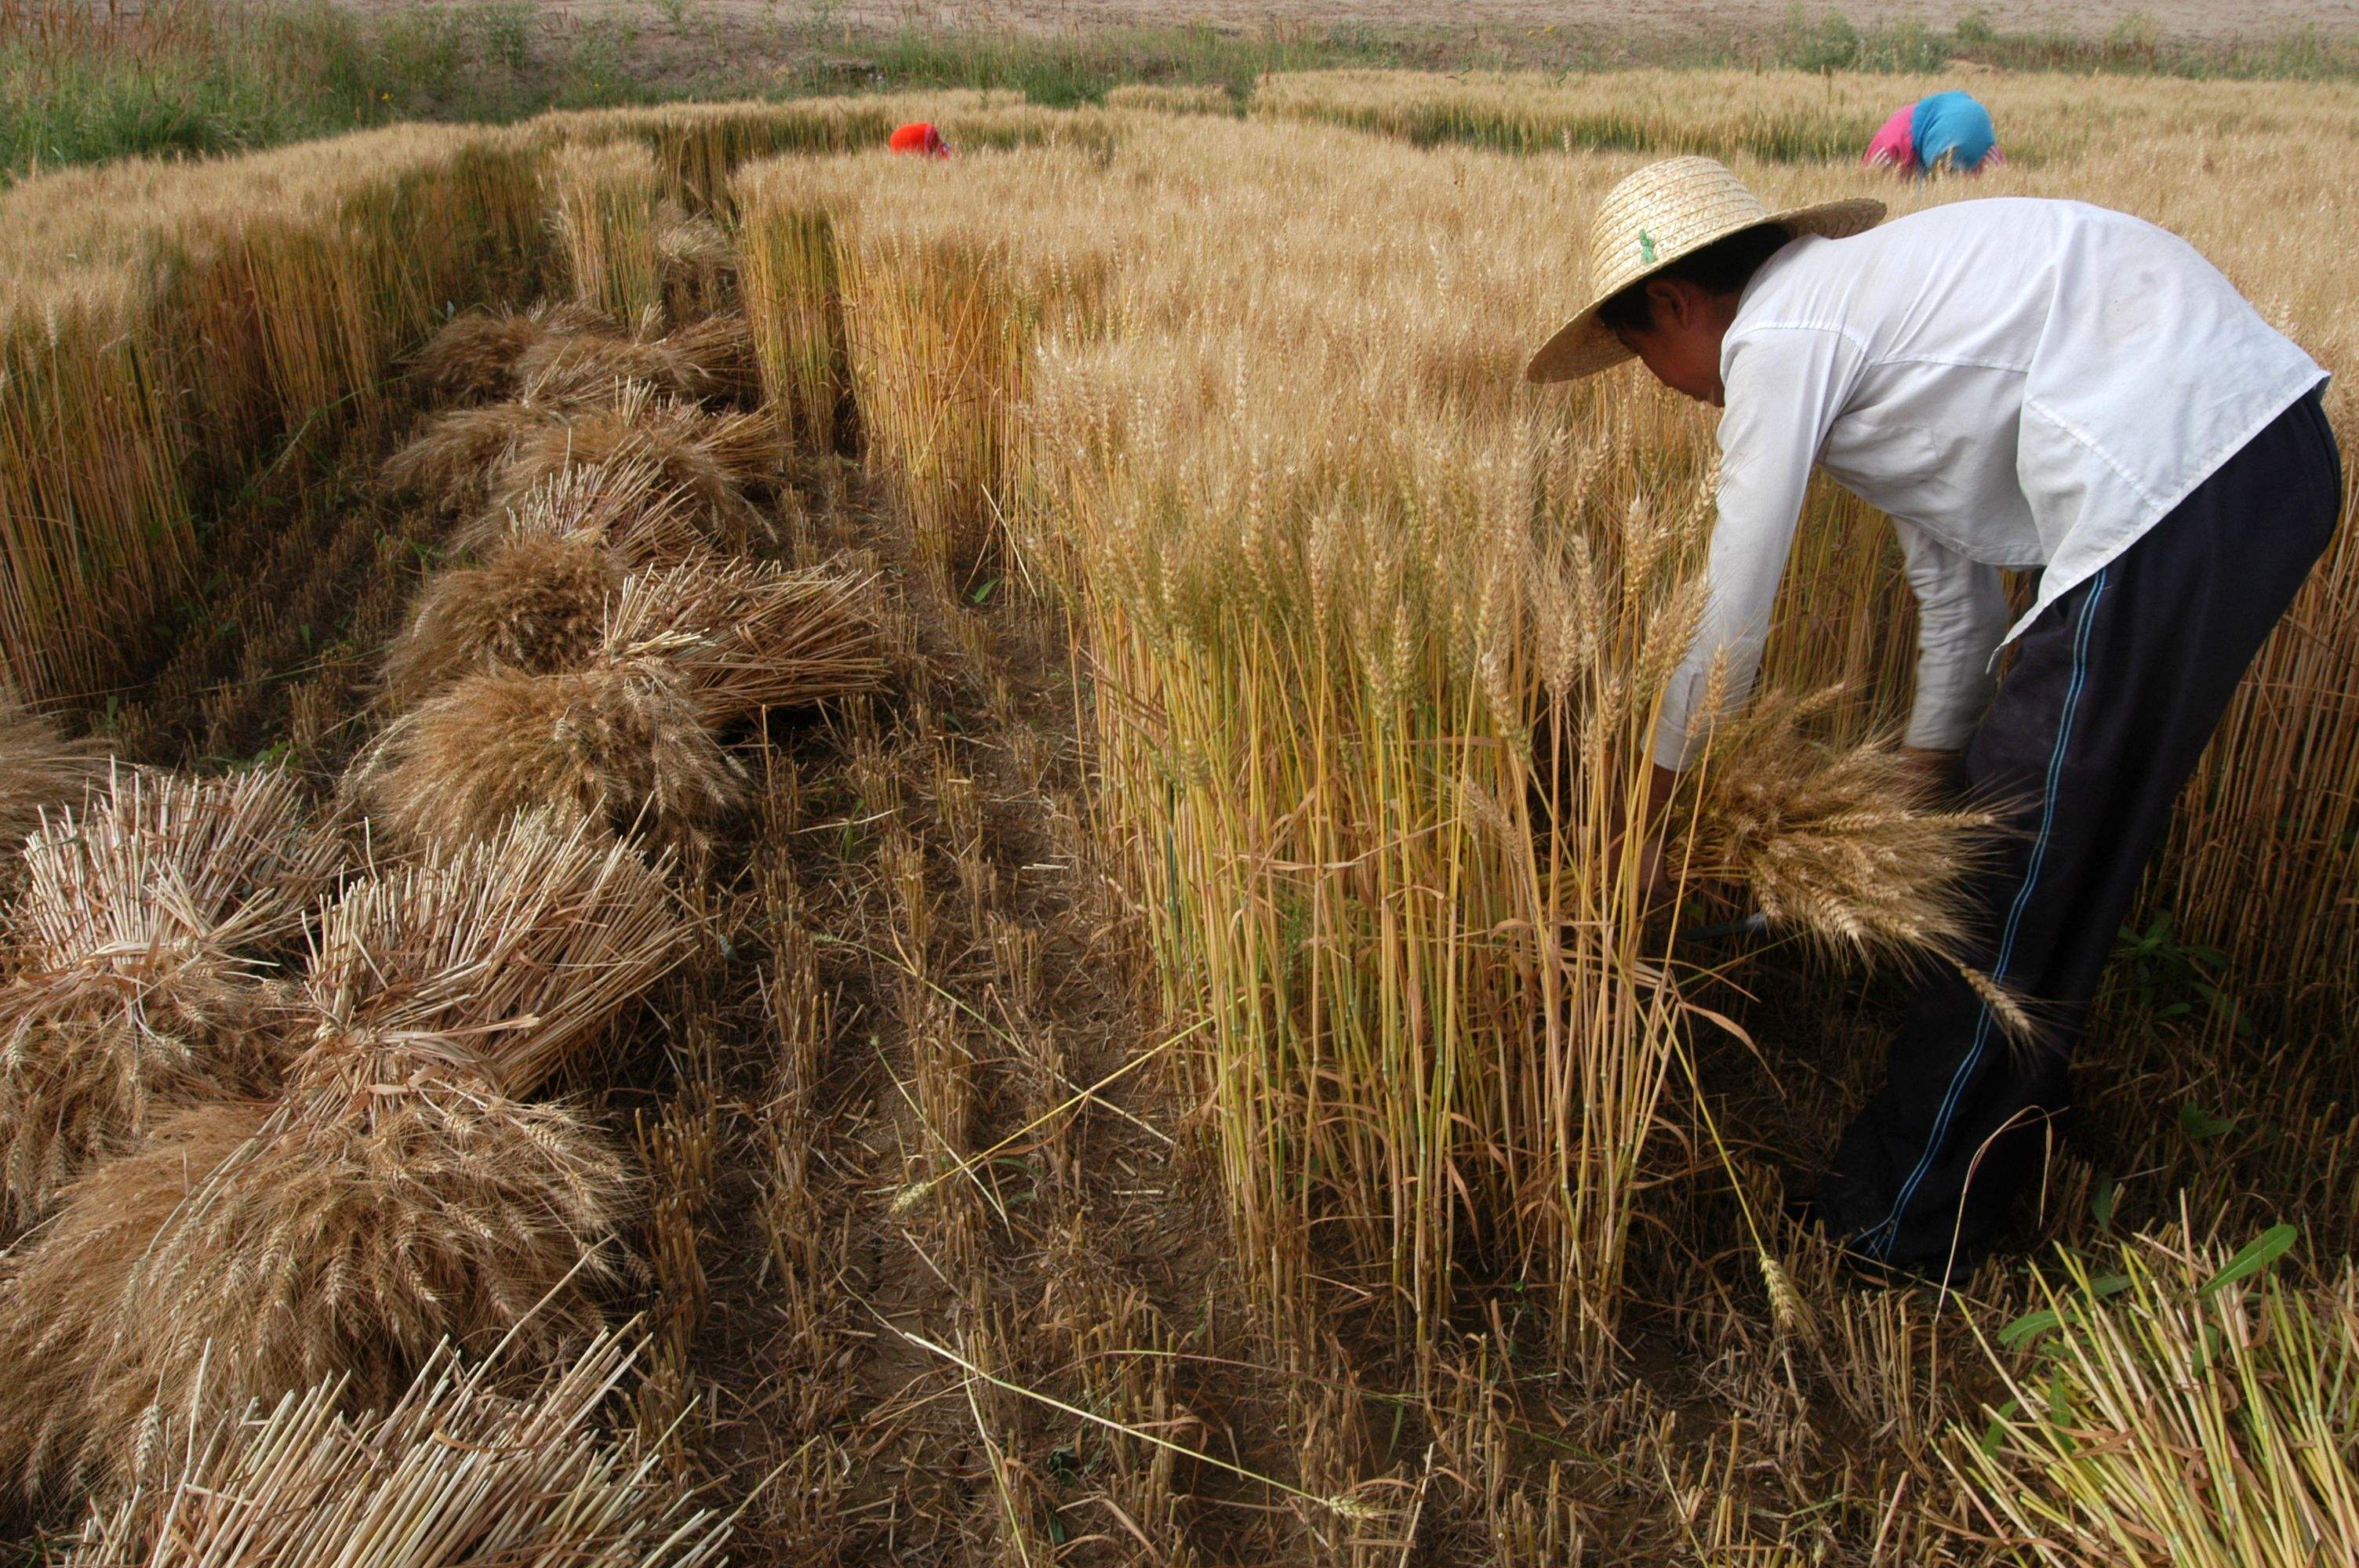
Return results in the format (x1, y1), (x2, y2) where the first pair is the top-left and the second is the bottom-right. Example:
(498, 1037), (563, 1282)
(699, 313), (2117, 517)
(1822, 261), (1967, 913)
(889, 121), (953, 160)
(1526, 157), (2337, 1277)
(1863, 89), (2001, 175)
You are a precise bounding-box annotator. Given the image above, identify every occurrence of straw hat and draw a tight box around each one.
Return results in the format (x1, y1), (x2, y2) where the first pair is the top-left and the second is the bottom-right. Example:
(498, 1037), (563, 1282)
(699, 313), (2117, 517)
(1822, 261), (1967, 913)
(1526, 156), (1885, 383)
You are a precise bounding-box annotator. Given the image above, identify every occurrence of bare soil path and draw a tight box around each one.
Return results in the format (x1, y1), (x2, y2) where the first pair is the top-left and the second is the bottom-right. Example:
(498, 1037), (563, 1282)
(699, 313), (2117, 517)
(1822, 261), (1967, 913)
(349, 0), (2358, 45)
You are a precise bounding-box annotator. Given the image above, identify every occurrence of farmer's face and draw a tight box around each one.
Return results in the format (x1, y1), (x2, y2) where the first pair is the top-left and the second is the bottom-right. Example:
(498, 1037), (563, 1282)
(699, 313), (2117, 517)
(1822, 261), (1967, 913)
(1615, 279), (1736, 407)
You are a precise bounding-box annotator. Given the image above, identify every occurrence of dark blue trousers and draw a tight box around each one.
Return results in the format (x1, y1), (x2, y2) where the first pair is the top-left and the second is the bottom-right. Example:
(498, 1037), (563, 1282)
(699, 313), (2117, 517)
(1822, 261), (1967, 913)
(1817, 387), (2343, 1276)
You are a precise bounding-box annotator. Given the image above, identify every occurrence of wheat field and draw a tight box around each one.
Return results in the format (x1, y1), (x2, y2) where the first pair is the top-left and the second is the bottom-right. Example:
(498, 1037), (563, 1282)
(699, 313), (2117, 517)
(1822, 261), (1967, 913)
(0, 65), (2353, 1566)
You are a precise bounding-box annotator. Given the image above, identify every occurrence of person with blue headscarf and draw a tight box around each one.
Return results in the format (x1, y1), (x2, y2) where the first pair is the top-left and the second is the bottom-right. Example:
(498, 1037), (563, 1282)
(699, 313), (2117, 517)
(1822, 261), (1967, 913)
(1864, 90), (2003, 175)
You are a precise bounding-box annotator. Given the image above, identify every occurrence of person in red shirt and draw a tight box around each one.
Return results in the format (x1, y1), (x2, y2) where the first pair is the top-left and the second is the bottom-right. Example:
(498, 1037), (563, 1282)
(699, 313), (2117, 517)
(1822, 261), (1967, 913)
(888, 122), (951, 160)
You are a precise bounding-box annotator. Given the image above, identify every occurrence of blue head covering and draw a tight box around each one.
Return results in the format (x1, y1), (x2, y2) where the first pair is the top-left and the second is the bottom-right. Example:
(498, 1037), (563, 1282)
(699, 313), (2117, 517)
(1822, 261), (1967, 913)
(1911, 91), (1998, 173)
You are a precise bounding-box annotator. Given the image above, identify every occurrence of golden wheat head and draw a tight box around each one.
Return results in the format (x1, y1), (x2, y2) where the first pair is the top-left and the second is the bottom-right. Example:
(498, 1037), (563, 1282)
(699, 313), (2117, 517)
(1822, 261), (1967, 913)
(381, 537), (622, 707)
(408, 299), (617, 405)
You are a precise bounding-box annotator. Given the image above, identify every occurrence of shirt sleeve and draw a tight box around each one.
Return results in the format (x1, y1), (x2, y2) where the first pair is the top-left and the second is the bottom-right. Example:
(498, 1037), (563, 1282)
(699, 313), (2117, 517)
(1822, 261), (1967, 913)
(1653, 326), (1864, 771)
(1891, 521), (2010, 750)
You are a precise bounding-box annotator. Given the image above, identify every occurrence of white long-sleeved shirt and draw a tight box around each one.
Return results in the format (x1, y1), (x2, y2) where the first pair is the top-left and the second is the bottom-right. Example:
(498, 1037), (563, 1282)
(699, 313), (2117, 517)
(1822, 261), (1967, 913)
(1654, 197), (2328, 771)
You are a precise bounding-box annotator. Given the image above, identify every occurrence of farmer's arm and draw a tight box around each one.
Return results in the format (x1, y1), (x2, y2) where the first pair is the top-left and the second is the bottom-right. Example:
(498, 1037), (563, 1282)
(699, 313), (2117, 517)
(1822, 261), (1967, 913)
(1652, 326), (1866, 774)
(1891, 523), (2010, 789)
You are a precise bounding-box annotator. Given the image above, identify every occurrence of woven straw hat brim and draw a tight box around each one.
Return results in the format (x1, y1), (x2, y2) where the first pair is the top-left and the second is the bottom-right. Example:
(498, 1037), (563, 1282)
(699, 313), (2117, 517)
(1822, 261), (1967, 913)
(1526, 193), (1886, 385)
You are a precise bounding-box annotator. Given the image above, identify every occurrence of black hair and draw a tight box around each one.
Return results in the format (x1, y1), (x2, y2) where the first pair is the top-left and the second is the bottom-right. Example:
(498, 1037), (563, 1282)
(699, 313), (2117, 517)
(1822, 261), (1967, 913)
(1593, 222), (1794, 335)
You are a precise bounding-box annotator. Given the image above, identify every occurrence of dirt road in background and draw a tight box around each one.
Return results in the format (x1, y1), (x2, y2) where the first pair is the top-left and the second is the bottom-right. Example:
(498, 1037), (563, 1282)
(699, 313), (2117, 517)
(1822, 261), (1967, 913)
(347, 0), (2357, 45)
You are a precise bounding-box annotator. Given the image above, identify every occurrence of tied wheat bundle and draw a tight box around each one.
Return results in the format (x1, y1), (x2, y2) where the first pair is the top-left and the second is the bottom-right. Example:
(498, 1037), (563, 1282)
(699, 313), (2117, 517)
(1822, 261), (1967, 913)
(381, 537), (624, 707)
(0, 818), (683, 1494)
(452, 457), (718, 568)
(0, 768), (340, 1221)
(354, 663), (745, 856)
(514, 314), (761, 410)
(388, 533), (885, 714)
(381, 393), (575, 517)
(409, 299), (618, 406)
(0, 696), (109, 849)
(301, 812), (689, 1095)
(1674, 686), (2034, 1038)
(602, 557), (888, 722)
(0, 1101), (262, 1494)
(481, 382), (775, 550)
(62, 1327), (733, 1568)
(0, 1081), (631, 1496)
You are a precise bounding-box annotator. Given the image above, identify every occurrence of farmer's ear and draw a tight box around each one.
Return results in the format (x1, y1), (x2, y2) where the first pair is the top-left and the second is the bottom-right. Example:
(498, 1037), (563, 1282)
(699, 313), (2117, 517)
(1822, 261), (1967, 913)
(1644, 276), (1695, 331)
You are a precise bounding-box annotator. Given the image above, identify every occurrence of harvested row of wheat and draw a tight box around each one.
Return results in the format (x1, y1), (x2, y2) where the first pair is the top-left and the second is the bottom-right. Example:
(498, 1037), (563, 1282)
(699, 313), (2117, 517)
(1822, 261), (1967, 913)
(0, 249), (812, 1500)
(365, 303), (884, 858)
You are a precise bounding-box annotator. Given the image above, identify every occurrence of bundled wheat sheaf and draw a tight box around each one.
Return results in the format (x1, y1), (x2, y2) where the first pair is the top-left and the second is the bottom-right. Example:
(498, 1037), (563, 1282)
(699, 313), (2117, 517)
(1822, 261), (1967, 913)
(387, 542), (883, 716)
(62, 1326), (734, 1568)
(356, 662), (746, 854)
(0, 1100), (265, 1493)
(453, 456), (718, 567)
(482, 383), (775, 549)
(599, 557), (887, 719)
(410, 299), (618, 406)
(0, 768), (340, 1220)
(380, 393), (573, 516)
(381, 535), (624, 705)
(515, 314), (761, 408)
(300, 812), (689, 1092)
(0, 817), (685, 1494)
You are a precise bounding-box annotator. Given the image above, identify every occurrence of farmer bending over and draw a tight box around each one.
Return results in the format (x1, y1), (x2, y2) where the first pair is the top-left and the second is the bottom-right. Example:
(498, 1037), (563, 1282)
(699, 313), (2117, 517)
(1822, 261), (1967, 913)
(889, 121), (953, 160)
(1863, 89), (2002, 176)
(1526, 156), (2339, 1276)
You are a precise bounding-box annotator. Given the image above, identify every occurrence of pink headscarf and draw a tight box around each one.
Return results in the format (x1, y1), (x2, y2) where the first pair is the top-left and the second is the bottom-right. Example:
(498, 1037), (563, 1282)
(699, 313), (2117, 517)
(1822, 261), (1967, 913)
(1863, 103), (1918, 171)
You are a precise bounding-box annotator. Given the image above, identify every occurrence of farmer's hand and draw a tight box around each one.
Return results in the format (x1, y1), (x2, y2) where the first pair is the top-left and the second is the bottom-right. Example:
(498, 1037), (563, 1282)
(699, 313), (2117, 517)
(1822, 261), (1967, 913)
(1619, 763), (1679, 909)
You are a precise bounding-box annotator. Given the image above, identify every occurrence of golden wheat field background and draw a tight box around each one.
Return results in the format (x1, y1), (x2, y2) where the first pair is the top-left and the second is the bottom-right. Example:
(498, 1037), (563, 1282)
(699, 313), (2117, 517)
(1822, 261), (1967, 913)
(0, 65), (2353, 1566)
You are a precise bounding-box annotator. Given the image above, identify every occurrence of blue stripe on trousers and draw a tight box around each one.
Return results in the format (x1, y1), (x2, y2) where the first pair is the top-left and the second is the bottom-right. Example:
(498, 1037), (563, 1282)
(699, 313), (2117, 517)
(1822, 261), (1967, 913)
(1861, 567), (2110, 1258)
